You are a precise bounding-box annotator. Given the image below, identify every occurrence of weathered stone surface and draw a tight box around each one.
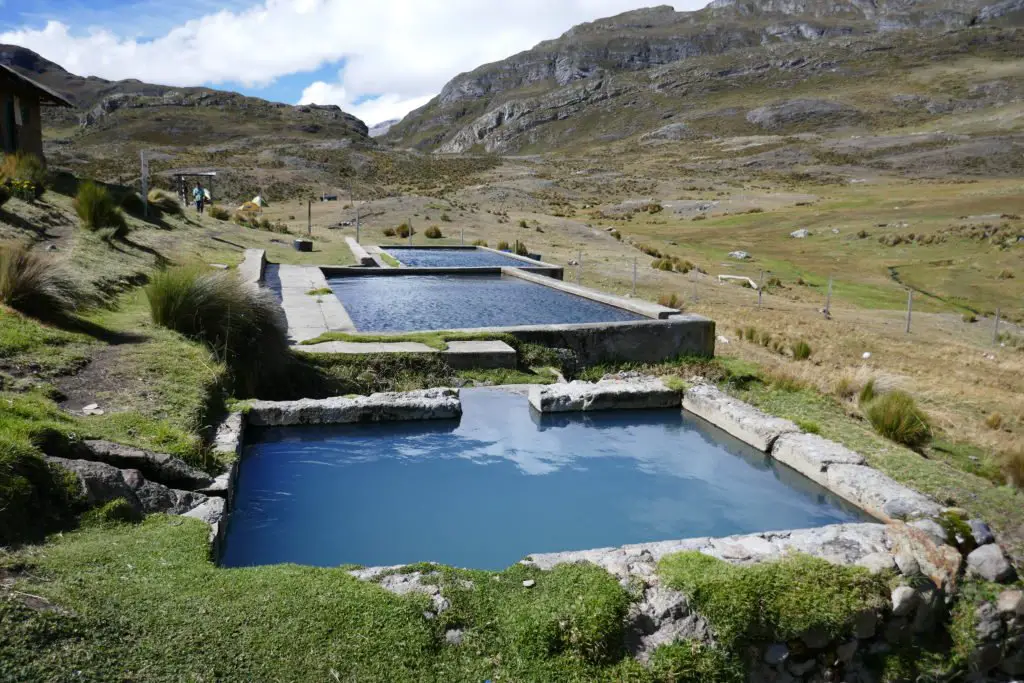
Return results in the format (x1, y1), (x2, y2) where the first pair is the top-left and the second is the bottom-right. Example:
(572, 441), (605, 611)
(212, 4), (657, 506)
(894, 551), (920, 577)
(856, 552), (896, 575)
(910, 519), (949, 546)
(625, 585), (711, 661)
(77, 440), (214, 490)
(891, 585), (918, 617)
(912, 586), (943, 634)
(976, 603), (1005, 642)
(998, 590), (1024, 617)
(640, 122), (695, 143)
(967, 545), (1017, 583)
(197, 471), (231, 497)
(45, 456), (210, 516)
(247, 388), (462, 426)
(764, 643), (789, 665)
(800, 626), (830, 649)
(771, 433), (865, 487)
(837, 639), (858, 663)
(213, 412), (245, 457)
(683, 383), (798, 452)
(887, 522), (962, 592)
(746, 99), (861, 130)
(528, 378), (680, 413)
(969, 519), (996, 546)
(182, 497), (226, 526)
(825, 465), (943, 522)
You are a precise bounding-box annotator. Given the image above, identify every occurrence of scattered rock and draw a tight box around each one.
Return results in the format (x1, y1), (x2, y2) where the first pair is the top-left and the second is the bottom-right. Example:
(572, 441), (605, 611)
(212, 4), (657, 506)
(969, 519), (995, 546)
(862, 352), (872, 360)
(522, 579), (536, 588)
(640, 122), (694, 143)
(967, 545), (1017, 583)
(853, 610), (878, 639)
(788, 658), (817, 676)
(894, 551), (920, 577)
(997, 590), (1024, 617)
(912, 586), (943, 634)
(81, 403), (105, 416)
(856, 552), (896, 575)
(790, 229), (811, 239)
(728, 250), (751, 260)
(717, 336), (730, 344)
(75, 440), (214, 490)
(975, 603), (1005, 642)
(836, 639), (858, 663)
(445, 629), (463, 645)
(182, 497), (226, 526)
(909, 519), (949, 547)
(801, 626), (830, 649)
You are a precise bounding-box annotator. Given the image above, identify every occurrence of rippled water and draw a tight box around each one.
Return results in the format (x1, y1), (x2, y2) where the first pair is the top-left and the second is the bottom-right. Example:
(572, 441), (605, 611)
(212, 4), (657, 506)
(326, 274), (646, 331)
(221, 390), (870, 570)
(385, 247), (537, 268)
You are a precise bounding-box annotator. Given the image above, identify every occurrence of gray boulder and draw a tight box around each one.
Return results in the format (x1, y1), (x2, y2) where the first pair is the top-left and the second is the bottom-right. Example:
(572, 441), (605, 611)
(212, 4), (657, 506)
(790, 229), (811, 239)
(529, 379), (680, 413)
(625, 585), (711, 662)
(640, 122), (694, 143)
(967, 545), (1017, 583)
(891, 585), (918, 617)
(969, 519), (995, 546)
(77, 440), (214, 490)
(247, 388), (462, 426)
(746, 99), (860, 130)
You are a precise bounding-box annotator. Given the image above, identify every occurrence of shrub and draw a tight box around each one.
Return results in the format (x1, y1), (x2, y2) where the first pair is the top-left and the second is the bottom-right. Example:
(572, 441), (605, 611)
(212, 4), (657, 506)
(999, 449), (1024, 489)
(0, 243), (83, 319)
(147, 189), (183, 215)
(644, 202), (663, 214)
(209, 205), (231, 221)
(0, 152), (46, 198)
(519, 219), (529, 229)
(146, 267), (289, 396)
(383, 227), (397, 237)
(497, 240), (510, 251)
(425, 225), (443, 239)
(985, 413), (1003, 430)
(858, 378), (877, 405)
(864, 391), (931, 448)
(658, 292), (681, 308)
(395, 223), (414, 238)
(440, 212), (452, 222)
(791, 340), (812, 360)
(472, 239), (487, 247)
(998, 269), (1015, 280)
(76, 180), (127, 235)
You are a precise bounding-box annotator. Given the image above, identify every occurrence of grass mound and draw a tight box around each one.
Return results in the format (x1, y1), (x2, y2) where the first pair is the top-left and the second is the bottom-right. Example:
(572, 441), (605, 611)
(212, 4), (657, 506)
(791, 340), (812, 360)
(147, 189), (183, 215)
(75, 181), (127, 236)
(864, 390), (931, 449)
(146, 267), (288, 396)
(208, 205), (231, 221)
(0, 243), (84, 320)
(659, 552), (888, 648)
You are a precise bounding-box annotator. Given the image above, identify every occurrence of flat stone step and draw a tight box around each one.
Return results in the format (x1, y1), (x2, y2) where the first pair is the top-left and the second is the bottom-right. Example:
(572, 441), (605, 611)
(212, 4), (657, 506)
(296, 339), (517, 370)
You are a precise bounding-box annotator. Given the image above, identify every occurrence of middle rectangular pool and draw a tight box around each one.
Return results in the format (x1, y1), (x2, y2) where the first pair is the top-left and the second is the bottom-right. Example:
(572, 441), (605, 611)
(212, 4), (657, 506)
(326, 273), (648, 332)
(221, 389), (871, 570)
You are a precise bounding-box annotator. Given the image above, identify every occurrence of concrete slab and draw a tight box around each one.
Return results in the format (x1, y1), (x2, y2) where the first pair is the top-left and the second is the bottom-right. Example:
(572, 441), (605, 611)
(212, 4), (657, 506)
(277, 264), (355, 342)
(504, 268), (680, 319)
(295, 338), (517, 370)
(345, 237), (378, 267)
(238, 249), (265, 286)
(298, 341), (440, 354)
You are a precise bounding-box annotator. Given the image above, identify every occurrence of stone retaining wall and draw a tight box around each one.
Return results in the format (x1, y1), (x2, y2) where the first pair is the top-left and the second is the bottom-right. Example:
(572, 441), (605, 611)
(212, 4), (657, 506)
(345, 237), (378, 267)
(237, 249), (266, 286)
(246, 388), (462, 426)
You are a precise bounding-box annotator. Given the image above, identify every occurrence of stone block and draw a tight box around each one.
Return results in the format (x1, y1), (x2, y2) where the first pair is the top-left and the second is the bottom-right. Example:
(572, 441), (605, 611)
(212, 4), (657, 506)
(247, 388), (462, 426)
(682, 383), (798, 452)
(528, 378), (680, 413)
(825, 465), (943, 522)
(771, 433), (865, 487)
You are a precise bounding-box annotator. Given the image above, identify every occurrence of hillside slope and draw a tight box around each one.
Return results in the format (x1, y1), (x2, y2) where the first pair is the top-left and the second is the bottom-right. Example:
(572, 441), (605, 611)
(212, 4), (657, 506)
(386, 0), (1024, 152)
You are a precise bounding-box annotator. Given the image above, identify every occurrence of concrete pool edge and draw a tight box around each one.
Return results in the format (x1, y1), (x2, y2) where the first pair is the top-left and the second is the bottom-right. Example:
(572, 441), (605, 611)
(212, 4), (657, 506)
(379, 244), (566, 276)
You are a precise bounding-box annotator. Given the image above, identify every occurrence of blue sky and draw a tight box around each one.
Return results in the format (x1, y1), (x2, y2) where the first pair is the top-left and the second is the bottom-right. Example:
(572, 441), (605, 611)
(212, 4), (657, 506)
(0, 1), (702, 125)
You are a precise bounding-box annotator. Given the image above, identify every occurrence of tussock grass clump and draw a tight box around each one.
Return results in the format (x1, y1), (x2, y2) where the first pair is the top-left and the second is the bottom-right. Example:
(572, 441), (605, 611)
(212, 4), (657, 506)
(119, 192), (146, 216)
(424, 225), (443, 239)
(998, 269), (1015, 280)
(497, 240), (510, 251)
(999, 449), (1024, 489)
(791, 340), (812, 360)
(0, 152), (46, 198)
(395, 223), (414, 238)
(985, 412), (1003, 430)
(864, 390), (932, 449)
(471, 239), (487, 247)
(658, 292), (681, 308)
(382, 227), (397, 237)
(765, 368), (806, 393)
(440, 213), (452, 222)
(76, 181), (127, 236)
(147, 189), (183, 215)
(146, 267), (288, 396)
(208, 205), (231, 221)
(858, 378), (877, 405)
(660, 552), (888, 648)
(0, 243), (84, 319)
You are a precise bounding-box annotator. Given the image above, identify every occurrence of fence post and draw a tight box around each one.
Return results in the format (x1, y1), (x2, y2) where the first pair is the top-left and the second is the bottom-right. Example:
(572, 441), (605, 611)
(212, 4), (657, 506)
(576, 249), (582, 285)
(758, 270), (764, 309)
(824, 276), (833, 319)
(632, 257), (637, 296)
(461, 228), (465, 246)
(994, 307), (1001, 345)
(692, 270), (698, 303)
(307, 200), (312, 237)
(408, 218), (413, 246)
(905, 290), (913, 334)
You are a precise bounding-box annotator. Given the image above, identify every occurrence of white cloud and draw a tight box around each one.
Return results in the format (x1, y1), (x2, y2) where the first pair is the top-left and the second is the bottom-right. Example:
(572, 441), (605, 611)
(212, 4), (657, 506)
(1, 0), (709, 126)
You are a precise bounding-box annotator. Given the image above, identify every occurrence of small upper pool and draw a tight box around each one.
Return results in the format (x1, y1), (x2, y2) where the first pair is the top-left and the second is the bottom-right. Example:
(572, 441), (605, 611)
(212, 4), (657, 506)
(384, 247), (538, 268)
(221, 390), (870, 570)
(325, 273), (647, 332)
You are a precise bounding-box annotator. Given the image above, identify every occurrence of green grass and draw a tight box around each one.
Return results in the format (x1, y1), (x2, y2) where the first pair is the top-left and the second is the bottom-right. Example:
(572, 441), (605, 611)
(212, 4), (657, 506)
(659, 552), (889, 648)
(0, 517), (683, 682)
(305, 287), (333, 296)
(458, 368), (557, 385)
(0, 308), (93, 377)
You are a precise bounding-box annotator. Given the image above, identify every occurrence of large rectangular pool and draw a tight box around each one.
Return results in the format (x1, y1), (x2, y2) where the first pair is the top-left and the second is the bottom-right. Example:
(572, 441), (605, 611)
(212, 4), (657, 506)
(221, 390), (870, 570)
(384, 247), (538, 268)
(326, 273), (647, 332)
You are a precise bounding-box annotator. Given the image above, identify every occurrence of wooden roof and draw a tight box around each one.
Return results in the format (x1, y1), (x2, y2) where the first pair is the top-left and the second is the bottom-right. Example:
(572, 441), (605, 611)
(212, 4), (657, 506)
(0, 64), (73, 107)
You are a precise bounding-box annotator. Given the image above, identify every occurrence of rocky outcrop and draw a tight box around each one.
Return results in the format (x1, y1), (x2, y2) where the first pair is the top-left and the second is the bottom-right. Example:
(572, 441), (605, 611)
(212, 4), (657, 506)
(640, 122), (696, 144)
(45, 456), (210, 516)
(246, 388), (462, 426)
(73, 440), (214, 491)
(528, 378), (680, 413)
(746, 98), (861, 129)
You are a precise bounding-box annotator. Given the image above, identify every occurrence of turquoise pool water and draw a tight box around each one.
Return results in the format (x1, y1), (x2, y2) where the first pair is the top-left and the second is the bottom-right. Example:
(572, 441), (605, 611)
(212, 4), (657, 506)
(385, 247), (536, 268)
(221, 390), (870, 570)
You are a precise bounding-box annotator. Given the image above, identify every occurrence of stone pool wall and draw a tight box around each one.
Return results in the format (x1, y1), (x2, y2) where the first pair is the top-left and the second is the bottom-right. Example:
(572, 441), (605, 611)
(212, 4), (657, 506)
(206, 381), (1021, 679)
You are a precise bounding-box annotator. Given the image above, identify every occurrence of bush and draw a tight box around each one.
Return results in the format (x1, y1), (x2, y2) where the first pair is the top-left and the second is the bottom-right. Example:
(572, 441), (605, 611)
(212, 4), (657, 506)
(472, 239), (487, 247)
(147, 189), (183, 215)
(999, 449), (1024, 489)
(424, 225), (443, 239)
(0, 152), (46, 198)
(76, 181), (127, 236)
(146, 267), (289, 396)
(209, 205), (231, 221)
(864, 390), (931, 448)
(119, 192), (146, 216)
(0, 243), (83, 319)
(440, 213), (452, 222)
(791, 340), (812, 360)
(658, 292), (681, 308)
(395, 223), (414, 238)
(382, 227), (397, 237)
(497, 241), (510, 251)
(985, 412), (1003, 430)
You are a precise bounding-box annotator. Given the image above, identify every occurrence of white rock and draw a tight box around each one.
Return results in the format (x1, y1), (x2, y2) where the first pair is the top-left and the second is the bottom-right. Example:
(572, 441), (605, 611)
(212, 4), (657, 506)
(967, 545), (1016, 583)
(683, 383), (798, 452)
(891, 585), (919, 617)
(997, 590), (1024, 616)
(728, 250), (751, 260)
(83, 403), (99, 411)
(717, 336), (730, 344)
(790, 229), (811, 239)
(857, 552), (897, 575)
(862, 352), (872, 360)
(522, 579), (536, 588)
(529, 379), (680, 413)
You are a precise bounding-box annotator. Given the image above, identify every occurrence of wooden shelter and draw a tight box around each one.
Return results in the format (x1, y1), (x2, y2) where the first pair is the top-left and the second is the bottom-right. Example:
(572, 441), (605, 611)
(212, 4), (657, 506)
(0, 64), (73, 161)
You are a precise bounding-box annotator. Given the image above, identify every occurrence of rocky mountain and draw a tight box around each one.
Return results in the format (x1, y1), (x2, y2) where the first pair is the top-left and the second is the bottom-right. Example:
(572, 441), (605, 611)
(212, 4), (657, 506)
(386, 0), (1024, 153)
(368, 119), (400, 138)
(0, 44), (369, 142)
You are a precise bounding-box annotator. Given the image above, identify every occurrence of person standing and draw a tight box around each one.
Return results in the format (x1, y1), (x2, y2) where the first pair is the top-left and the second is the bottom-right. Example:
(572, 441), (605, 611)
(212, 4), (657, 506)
(193, 183), (205, 214)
